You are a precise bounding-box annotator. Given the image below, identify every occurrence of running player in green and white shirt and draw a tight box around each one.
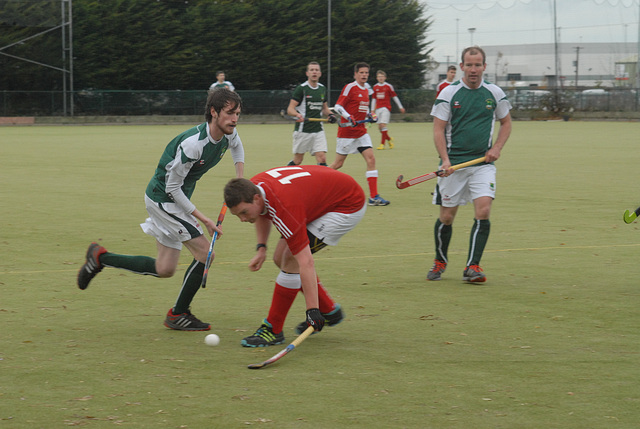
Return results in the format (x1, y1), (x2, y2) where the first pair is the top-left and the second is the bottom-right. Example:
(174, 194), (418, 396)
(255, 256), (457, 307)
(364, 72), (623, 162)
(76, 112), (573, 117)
(209, 71), (235, 92)
(285, 62), (336, 166)
(427, 46), (512, 284)
(77, 88), (245, 331)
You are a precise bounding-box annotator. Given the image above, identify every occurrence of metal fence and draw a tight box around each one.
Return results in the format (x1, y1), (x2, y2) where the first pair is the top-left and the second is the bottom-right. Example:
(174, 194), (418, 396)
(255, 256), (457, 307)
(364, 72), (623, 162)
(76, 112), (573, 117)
(506, 88), (640, 112)
(1, 88), (639, 117)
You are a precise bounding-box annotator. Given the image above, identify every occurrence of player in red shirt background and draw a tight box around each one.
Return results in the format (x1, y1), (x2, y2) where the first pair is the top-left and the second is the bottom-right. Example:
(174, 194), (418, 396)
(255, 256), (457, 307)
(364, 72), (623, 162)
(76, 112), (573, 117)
(371, 70), (405, 150)
(330, 62), (390, 206)
(436, 65), (457, 97)
(224, 165), (367, 347)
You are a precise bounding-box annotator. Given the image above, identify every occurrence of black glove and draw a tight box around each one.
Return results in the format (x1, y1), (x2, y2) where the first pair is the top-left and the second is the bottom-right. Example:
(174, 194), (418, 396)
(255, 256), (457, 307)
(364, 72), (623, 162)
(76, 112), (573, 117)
(327, 114), (337, 124)
(305, 308), (325, 332)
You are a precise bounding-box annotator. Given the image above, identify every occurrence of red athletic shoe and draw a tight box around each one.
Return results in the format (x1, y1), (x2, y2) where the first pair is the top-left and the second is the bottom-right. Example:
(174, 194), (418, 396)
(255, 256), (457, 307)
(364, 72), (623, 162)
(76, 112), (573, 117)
(462, 265), (486, 283)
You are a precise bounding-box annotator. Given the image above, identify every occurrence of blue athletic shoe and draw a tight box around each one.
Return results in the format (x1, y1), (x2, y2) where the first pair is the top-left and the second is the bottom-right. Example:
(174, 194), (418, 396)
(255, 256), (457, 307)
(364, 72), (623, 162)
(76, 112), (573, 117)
(368, 194), (390, 206)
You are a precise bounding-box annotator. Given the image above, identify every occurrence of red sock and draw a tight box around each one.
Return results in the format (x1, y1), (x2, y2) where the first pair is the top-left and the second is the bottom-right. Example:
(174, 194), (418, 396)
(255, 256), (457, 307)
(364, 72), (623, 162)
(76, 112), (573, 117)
(380, 133), (386, 146)
(266, 275), (300, 333)
(316, 277), (336, 314)
(367, 176), (378, 198)
(382, 130), (389, 141)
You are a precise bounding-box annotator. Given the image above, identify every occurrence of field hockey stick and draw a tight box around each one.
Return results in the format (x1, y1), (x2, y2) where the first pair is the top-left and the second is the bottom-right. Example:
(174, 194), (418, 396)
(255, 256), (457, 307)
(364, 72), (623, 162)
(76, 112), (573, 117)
(337, 116), (377, 128)
(201, 202), (228, 288)
(279, 109), (329, 123)
(623, 205), (640, 224)
(247, 325), (314, 369)
(396, 156), (486, 189)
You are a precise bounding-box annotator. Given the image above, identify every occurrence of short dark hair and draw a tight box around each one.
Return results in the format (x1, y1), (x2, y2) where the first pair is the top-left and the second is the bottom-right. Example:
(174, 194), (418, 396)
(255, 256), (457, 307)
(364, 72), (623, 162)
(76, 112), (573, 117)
(354, 62), (370, 73)
(216, 70), (225, 77)
(461, 46), (486, 64)
(224, 178), (259, 208)
(307, 61), (321, 70)
(447, 65), (457, 71)
(205, 88), (242, 122)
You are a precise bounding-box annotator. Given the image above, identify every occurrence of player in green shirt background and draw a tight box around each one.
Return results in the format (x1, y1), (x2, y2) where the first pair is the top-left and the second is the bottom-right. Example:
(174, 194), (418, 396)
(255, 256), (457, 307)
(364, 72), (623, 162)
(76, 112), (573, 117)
(285, 61), (336, 166)
(77, 88), (245, 331)
(209, 70), (235, 92)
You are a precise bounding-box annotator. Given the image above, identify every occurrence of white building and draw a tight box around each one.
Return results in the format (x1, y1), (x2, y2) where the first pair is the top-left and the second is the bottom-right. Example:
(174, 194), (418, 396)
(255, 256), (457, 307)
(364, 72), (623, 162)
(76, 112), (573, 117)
(431, 42), (639, 90)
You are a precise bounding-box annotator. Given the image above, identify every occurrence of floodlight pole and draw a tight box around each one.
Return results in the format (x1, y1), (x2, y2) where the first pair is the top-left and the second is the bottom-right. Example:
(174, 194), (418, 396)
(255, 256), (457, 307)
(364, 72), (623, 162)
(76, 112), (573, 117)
(468, 27), (476, 46)
(574, 46), (582, 89)
(637, 0), (640, 89)
(61, 0), (67, 116)
(553, 0), (559, 108)
(61, 0), (74, 116)
(327, 0), (332, 105)
(68, 0), (74, 116)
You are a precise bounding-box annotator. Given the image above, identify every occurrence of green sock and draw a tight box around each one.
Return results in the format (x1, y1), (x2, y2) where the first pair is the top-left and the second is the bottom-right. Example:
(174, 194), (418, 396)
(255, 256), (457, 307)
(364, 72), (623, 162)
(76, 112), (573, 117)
(467, 219), (490, 266)
(434, 219), (452, 262)
(100, 252), (158, 276)
(173, 259), (205, 314)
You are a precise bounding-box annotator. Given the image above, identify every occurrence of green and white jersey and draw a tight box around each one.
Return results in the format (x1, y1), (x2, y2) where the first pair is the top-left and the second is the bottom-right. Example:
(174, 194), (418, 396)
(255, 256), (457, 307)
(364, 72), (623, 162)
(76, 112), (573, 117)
(145, 123), (244, 213)
(209, 81), (235, 91)
(291, 81), (326, 133)
(431, 80), (511, 165)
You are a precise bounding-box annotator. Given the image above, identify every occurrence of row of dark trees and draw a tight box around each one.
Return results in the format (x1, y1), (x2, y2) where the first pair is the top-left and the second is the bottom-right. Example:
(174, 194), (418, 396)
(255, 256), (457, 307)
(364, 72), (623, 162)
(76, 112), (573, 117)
(0, 0), (434, 92)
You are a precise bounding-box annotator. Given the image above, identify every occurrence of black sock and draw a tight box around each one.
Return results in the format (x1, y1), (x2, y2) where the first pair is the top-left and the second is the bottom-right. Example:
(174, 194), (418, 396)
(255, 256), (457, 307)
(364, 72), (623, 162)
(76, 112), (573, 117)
(173, 259), (204, 314)
(100, 252), (158, 276)
(467, 219), (490, 266)
(434, 219), (452, 262)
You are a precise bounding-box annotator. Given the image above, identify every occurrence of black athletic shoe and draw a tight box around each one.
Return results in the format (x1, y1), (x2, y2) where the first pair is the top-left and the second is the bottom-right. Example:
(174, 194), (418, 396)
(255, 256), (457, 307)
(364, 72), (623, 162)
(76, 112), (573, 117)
(77, 242), (107, 290)
(164, 308), (211, 331)
(294, 303), (344, 335)
(241, 320), (285, 347)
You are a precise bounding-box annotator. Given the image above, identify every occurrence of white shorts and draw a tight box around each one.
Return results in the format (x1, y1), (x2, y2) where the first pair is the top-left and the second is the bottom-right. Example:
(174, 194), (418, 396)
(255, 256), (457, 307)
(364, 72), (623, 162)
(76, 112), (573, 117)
(432, 164), (496, 207)
(307, 201), (367, 246)
(336, 133), (373, 155)
(140, 195), (204, 250)
(375, 107), (391, 124)
(292, 130), (328, 155)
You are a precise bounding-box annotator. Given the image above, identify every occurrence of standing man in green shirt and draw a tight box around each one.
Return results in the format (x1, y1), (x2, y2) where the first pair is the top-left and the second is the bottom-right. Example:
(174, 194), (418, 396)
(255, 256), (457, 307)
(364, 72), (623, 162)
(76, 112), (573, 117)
(427, 46), (512, 283)
(77, 88), (245, 331)
(285, 61), (336, 166)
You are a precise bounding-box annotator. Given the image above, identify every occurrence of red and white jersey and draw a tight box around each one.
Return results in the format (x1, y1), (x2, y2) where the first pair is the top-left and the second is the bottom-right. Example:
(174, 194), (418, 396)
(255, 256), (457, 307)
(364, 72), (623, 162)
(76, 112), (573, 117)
(372, 82), (397, 110)
(436, 80), (453, 97)
(335, 81), (370, 139)
(252, 165), (365, 255)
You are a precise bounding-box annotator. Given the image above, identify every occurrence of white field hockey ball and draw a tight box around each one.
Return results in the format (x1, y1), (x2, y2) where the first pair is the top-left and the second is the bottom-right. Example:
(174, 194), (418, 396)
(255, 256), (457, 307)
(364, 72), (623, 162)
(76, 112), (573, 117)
(204, 334), (220, 346)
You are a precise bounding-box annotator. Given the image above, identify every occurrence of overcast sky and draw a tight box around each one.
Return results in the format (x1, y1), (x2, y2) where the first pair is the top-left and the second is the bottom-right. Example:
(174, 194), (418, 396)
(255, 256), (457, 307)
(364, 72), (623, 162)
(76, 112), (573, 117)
(424, 0), (639, 63)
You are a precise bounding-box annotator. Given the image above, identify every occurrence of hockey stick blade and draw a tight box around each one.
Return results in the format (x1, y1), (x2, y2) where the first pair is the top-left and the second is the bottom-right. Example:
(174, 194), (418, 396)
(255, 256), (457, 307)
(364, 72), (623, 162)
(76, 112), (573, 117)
(201, 203), (228, 288)
(247, 325), (314, 369)
(396, 156), (486, 190)
(623, 205), (640, 224)
(396, 172), (438, 189)
(337, 117), (377, 128)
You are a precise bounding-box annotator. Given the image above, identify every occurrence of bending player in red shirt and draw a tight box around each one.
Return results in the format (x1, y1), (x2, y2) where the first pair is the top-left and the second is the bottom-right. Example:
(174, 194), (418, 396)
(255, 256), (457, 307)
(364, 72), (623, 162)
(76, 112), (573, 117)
(224, 165), (367, 347)
(371, 70), (405, 150)
(330, 62), (390, 206)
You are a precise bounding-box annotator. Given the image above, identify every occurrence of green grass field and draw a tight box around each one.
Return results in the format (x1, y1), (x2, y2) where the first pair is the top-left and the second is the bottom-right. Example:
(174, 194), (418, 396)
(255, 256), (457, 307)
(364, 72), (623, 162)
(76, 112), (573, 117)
(1, 120), (639, 428)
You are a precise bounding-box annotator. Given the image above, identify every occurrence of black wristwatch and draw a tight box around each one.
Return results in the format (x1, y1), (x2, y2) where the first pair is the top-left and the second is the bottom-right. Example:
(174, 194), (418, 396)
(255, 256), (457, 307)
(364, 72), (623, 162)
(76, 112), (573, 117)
(256, 243), (267, 251)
